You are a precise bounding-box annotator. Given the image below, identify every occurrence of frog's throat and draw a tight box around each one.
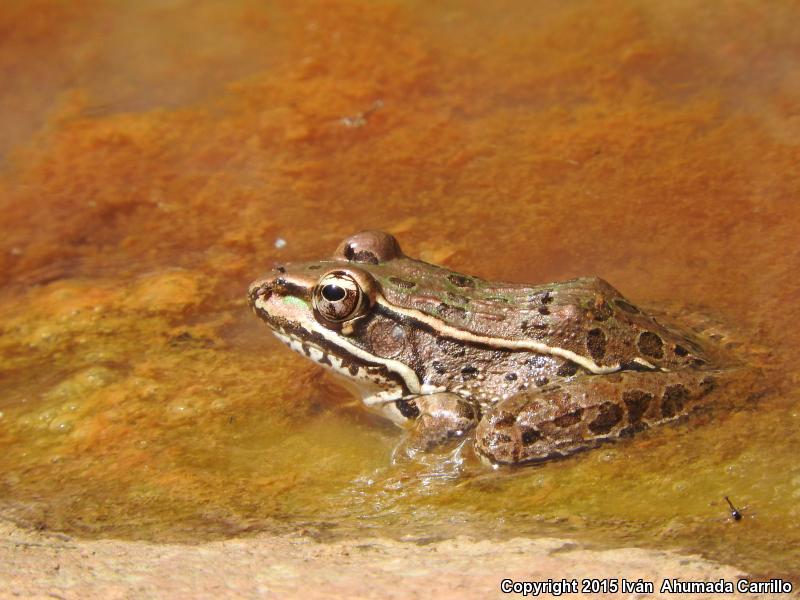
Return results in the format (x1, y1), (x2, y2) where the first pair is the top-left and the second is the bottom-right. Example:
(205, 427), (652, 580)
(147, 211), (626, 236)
(272, 329), (412, 405)
(373, 292), (625, 375)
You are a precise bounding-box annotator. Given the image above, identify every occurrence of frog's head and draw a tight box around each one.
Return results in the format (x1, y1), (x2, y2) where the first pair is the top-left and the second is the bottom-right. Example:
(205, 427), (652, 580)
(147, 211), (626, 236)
(248, 231), (421, 421)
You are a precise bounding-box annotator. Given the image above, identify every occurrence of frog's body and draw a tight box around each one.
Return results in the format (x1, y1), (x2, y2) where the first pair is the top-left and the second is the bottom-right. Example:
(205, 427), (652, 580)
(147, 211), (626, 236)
(249, 231), (721, 465)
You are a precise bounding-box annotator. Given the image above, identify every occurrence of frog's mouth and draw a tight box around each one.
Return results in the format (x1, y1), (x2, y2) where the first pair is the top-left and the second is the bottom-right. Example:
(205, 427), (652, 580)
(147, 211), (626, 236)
(270, 325), (407, 405)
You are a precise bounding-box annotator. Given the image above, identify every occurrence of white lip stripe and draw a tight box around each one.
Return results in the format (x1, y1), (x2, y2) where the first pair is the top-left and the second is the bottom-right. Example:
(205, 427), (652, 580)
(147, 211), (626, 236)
(374, 292), (622, 375)
(254, 296), (422, 394)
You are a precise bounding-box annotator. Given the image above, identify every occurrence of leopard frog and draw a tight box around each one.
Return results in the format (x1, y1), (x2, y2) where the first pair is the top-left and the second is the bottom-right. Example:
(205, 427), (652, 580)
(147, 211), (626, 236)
(248, 231), (720, 465)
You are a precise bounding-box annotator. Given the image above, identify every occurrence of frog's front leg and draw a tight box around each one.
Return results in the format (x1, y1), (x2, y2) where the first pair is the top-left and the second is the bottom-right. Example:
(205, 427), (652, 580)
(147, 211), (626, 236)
(393, 393), (479, 460)
(475, 371), (718, 465)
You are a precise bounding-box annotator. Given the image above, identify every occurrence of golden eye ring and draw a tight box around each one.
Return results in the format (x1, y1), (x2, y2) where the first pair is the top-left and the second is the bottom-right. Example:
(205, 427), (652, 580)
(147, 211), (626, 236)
(313, 271), (369, 324)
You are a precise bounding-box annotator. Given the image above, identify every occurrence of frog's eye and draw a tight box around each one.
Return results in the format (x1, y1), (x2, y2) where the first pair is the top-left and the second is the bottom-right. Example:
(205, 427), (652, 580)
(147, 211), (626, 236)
(313, 272), (369, 323)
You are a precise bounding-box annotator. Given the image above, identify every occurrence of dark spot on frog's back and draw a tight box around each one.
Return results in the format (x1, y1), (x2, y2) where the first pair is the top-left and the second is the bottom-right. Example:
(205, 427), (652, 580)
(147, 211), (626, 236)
(494, 413), (516, 428)
(637, 331), (664, 359)
(447, 274), (475, 288)
(461, 365), (479, 379)
(661, 384), (688, 418)
(592, 298), (613, 321)
(553, 408), (584, 428)
(586, 328), (606, 361)
(389, 276), (416, 289)
(623, 390), (652, 423)
(521, 428), (542, 445)
(588, 402), (623, 434)
(529, 290), (553, 304)
(556, 360), (579, 377)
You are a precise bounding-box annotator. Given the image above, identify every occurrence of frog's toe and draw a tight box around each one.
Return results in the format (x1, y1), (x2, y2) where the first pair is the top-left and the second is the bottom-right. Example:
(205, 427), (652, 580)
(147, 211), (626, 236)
(392, 393), (478, 461)
(391, 433), (471, 470)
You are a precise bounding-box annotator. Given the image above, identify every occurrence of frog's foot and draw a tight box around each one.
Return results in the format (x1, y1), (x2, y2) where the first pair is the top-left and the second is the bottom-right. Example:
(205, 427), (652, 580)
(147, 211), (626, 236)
(650, 303), (763, 363)
(393, 393), (479, 462)
(475, 371), (718, 465)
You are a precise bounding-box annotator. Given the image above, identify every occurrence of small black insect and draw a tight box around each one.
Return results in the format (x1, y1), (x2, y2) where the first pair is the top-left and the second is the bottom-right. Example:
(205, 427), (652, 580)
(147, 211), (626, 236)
(724, 496), (743, 521)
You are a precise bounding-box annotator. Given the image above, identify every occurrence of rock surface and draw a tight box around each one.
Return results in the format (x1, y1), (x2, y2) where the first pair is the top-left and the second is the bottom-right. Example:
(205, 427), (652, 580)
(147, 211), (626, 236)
(0, 519), (781, 599)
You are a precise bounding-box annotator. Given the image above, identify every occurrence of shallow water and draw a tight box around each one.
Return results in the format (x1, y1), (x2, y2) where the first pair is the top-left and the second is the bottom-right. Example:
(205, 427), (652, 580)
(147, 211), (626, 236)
(1, 0), (799, 582)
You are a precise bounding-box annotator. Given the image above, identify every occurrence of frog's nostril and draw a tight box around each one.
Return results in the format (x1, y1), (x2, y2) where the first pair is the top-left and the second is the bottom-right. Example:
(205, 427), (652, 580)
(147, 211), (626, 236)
(248, 280), (272, 302)
(273, 264), (286, 274)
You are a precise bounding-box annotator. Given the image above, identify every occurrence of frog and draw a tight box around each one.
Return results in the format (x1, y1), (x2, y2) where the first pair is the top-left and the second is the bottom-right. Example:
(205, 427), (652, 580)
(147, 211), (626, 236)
(248, 230), (722, 465)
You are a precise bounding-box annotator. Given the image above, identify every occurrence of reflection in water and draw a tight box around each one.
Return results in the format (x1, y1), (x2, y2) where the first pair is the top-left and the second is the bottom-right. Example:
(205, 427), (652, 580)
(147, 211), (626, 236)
(1, 0), (799, 583)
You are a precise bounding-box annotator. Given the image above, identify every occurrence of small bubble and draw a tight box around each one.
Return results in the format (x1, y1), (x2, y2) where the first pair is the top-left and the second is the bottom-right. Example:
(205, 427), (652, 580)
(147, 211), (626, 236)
(274, 238), (287, 249)
(48, 417), (73, 434)
(210, 399), (228, 412)
(340, 115), (366, 128)
(85, 368), (115, 386)
(528, 475), (546, 488)
(600, 451), (617, 462)
(167, 401), (197, 419)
